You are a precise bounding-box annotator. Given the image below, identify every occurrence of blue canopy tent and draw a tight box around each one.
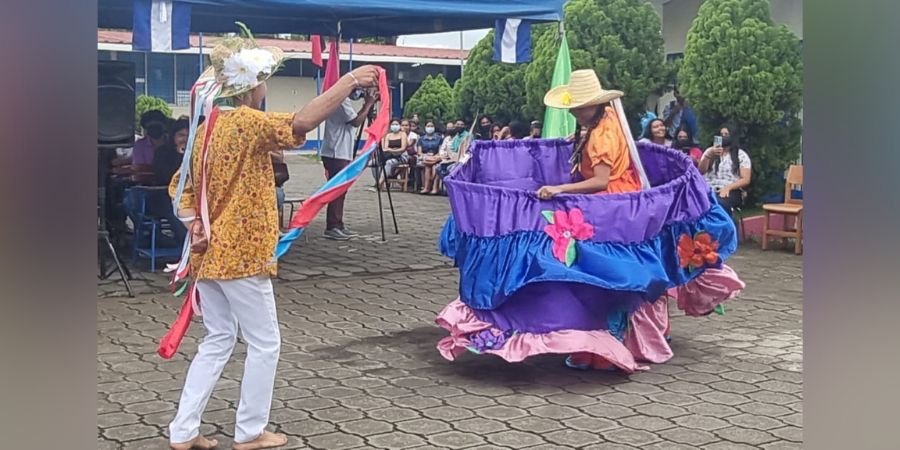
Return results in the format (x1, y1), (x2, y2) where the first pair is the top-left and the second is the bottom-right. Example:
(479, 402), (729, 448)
(98, 0), (565, 36)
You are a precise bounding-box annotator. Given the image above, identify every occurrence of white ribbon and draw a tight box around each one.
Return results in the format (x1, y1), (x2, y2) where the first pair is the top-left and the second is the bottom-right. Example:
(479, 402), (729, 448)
(612, 98), (651, 190)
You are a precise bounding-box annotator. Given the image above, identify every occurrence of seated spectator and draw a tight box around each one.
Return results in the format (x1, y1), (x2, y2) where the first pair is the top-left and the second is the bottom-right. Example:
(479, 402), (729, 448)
(699, 125), (752, 213)
(148, 117), (189, 245)
(402, 118), (419, 178)
(525, 120), (542, 139)
(417, 121), (444, 195)
(638, 118), (672, 147)
(506, 120), (530, 140)
(376, 119), (408, 190)
(673, 127), (703, 166)
(436, 119), (467, 186)
(431, 122), (456, 193)
(476, 115), (494, 140)
(490, 123), (503, 140)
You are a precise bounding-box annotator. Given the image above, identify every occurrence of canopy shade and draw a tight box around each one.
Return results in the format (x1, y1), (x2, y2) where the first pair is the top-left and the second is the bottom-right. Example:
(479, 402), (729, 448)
(98, 0), (565, 37)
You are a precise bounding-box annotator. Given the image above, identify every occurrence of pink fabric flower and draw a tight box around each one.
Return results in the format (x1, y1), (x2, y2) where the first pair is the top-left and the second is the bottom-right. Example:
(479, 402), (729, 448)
(543, 208), (594, 266)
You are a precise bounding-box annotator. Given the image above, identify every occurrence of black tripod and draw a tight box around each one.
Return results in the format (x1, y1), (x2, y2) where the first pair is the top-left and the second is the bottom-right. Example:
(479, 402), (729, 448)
(98, 146), (134, 297)
(352, 111), (399, 242)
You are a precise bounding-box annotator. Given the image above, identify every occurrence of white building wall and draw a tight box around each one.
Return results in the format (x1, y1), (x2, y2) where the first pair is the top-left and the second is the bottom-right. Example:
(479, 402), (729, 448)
(266, 75), (367, 144)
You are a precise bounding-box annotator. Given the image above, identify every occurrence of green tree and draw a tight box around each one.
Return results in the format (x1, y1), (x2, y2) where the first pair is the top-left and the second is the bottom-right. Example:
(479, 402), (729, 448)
(524, 0), (671, 131)
(679, 0), (802, 202)
(403, 74), (457, 125)
(135, 95), (172, 130)
(454, 26), (549, 124)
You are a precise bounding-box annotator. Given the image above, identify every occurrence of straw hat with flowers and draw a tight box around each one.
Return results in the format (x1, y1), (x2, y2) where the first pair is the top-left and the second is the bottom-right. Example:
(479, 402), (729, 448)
(543, 69), (624, 110)
(208, 22), (285, 99)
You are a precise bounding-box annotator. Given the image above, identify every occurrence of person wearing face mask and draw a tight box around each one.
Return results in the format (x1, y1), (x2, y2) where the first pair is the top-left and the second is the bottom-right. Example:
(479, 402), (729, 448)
(476, 115), (494, 140)
(417, 121), (444, 194)
(132, 109), (170, 172)
(376, 119), (409, 190)
(673, 127), (702, 166)
(699, 125), (752, 213)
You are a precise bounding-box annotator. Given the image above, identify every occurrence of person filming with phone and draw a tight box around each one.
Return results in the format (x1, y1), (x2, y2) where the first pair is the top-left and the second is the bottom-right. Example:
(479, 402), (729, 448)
(699, 125), (752, 213)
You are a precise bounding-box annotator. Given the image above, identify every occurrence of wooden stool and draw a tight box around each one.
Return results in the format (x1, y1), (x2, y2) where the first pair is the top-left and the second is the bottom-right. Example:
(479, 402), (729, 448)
(386, 164), (410, 192)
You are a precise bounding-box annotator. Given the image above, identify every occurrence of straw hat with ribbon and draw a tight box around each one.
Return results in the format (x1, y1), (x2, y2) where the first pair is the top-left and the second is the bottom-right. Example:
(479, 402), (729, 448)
(544, 69), (624, 110)
(209, 22), (285, 99)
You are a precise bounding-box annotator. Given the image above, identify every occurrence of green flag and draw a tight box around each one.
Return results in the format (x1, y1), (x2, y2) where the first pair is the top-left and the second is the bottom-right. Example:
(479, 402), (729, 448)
(542, 35), (576, 139)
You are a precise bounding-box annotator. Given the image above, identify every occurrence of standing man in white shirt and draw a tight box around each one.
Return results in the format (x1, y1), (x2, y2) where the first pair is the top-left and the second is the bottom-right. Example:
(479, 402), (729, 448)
(320, 89), (377, 240)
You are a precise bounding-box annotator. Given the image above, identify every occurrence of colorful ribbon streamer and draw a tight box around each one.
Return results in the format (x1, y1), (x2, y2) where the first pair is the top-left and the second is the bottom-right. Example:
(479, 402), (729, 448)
(276, 66), (391, 259)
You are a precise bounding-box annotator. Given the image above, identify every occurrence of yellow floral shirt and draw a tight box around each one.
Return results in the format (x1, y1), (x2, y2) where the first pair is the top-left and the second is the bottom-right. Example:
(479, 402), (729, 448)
(169, 106), (304, 280)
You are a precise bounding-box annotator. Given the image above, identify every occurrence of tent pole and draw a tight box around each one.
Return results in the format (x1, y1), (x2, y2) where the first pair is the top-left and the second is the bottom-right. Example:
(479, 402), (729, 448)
(199, 33), (204, 71)
(349, 38), (354, 71)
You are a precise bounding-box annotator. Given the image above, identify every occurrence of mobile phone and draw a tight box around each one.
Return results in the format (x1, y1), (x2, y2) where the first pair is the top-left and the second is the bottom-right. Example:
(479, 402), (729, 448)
(713, 136), (723, 147)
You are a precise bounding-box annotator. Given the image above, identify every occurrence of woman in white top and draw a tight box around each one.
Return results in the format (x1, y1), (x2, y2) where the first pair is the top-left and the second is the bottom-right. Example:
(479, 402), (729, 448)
(699, 125), (752, 213)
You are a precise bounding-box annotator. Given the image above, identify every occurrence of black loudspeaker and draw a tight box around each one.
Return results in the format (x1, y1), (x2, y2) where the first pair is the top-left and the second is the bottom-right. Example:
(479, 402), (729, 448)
(98, 60), (136, 147)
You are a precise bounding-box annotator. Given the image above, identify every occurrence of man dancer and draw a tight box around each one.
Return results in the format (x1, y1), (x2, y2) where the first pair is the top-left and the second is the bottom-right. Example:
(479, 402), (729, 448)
(167, 29), (380, 450)
(319, 89), (376, 240)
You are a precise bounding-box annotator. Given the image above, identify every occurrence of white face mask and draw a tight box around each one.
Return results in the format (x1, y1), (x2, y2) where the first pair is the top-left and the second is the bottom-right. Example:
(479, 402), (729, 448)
(425, 127), (435, 134)
(390, 124), (401, 132)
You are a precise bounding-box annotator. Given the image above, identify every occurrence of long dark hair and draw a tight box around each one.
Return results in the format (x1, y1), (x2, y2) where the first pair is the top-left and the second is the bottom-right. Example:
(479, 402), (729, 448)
(570, 104), (609, 175)
(641, 118), (671, 142)
(713, 124), (742, 176)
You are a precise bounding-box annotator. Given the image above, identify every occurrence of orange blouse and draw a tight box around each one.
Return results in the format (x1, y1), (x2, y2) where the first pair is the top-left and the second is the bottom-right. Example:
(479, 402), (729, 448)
(581, 106), (642, 194)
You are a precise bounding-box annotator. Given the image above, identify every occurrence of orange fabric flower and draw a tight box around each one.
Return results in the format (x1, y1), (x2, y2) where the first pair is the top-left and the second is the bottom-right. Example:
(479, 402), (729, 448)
(677, 232), (720, 270)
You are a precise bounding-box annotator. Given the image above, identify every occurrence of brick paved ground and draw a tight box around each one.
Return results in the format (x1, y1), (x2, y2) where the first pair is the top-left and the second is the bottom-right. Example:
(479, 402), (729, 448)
(98, 156), (802, 449)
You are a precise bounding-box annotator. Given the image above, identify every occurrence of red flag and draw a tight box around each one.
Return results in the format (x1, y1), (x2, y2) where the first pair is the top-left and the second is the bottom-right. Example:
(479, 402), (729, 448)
(310, 35), (323, 68)
(321, 38), (340, 92)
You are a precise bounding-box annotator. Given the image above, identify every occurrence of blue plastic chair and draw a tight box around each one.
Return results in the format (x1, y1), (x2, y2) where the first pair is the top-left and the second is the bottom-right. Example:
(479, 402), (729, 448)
(123, 187), (182, 272)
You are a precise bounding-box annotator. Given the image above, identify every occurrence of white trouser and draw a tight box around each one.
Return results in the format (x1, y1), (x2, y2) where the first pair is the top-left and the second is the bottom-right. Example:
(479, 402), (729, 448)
(169, 275), (281, 444)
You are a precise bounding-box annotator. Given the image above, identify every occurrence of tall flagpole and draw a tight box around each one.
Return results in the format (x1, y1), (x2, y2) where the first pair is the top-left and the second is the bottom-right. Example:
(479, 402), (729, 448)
(459, 31), (464, 76)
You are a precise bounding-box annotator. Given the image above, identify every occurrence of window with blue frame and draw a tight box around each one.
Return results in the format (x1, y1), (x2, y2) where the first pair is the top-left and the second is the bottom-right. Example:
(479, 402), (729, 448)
(147, 52), (175, 104)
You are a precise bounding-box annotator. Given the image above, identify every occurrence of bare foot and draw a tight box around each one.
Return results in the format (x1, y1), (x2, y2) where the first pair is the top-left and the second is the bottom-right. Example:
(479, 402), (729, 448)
(170, 435), (218, 450)
(232, 431), (288, 450)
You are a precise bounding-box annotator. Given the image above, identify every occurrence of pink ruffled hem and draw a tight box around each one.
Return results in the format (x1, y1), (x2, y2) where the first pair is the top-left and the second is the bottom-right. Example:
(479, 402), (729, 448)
(668, 264), (745, 316)
(436, 299), (650, 373)
(435, 265), (745, 371)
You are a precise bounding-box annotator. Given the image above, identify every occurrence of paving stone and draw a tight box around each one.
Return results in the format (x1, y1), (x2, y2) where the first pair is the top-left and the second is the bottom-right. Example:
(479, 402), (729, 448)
(454, 417), (509, 434)
(659, 428), (720, 446)
(427, 430), (486, 449)
(601, 428), (661, 446)
(368, 407), (421, 422)
(619, 415), (676, 432)
(725, 413), (787, 431)
(714, 426), (778, 445)
(306, 432), (365, 450)
(367, 431), (427, 449)
(102, 424), (161, 442)
(562, 416), (617, 433)
(486, 430), (545, 447)
(338, 418), (394, 437)
(673, 414), (732, 431)
(474, 405), (528, 421)
(396, 418), (452, 435)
